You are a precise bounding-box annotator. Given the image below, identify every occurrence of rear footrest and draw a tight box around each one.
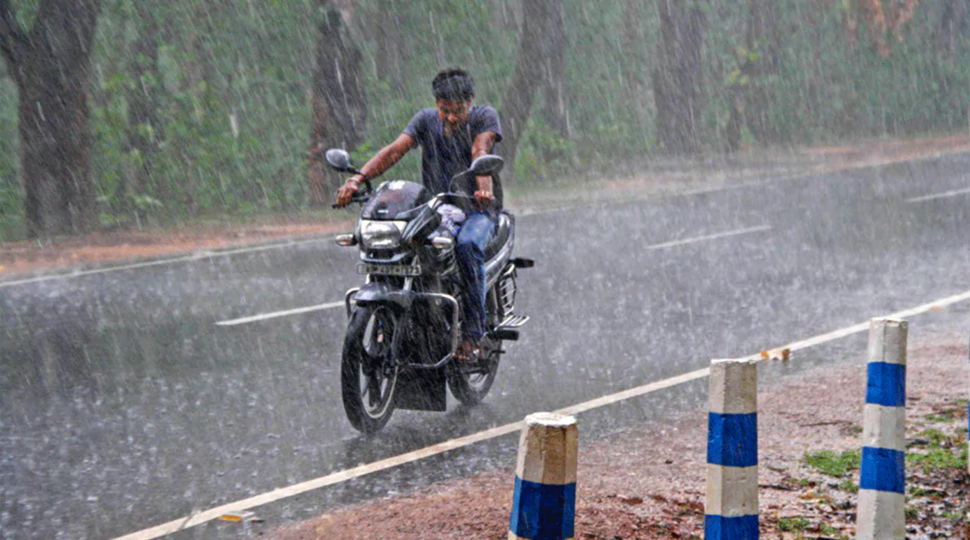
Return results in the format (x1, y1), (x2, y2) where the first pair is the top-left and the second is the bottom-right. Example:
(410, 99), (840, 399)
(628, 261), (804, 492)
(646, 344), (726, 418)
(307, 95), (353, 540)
(497, 315), (529, 329)
(490, 329), (519, 341)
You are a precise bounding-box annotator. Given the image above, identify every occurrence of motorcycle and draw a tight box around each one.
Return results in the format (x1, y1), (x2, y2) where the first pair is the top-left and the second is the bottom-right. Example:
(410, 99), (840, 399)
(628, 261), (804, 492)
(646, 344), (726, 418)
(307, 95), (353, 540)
(325, 148), (534, 434)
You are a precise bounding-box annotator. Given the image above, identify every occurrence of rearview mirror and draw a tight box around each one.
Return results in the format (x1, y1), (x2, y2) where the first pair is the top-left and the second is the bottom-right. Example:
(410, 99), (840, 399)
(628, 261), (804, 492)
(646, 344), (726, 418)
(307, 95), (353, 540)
(325, 149), (356, 173)
(467, 154), (504, 177)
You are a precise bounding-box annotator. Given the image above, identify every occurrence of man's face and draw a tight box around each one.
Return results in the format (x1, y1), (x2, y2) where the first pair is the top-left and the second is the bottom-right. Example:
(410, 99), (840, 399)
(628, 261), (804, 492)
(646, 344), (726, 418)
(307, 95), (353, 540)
(436, 99), (471, 133)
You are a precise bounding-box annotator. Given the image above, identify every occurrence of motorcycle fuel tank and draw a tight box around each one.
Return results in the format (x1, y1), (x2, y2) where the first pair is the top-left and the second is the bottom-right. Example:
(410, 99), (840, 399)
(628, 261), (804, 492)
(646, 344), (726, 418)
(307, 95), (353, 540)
(360, 180), (431, 220)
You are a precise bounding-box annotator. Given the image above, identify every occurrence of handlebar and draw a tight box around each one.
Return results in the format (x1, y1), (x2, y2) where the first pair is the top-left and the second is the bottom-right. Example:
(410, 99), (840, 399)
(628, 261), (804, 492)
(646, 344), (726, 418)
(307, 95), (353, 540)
(331, 190), (372, 209)
(333, 191), (487, 211)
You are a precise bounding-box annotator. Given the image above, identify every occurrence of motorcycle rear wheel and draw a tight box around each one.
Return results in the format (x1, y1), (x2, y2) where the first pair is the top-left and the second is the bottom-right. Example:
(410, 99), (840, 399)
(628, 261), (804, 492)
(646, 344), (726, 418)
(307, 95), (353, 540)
(447, 292), (501, 406)
(341, 306), (399, 434)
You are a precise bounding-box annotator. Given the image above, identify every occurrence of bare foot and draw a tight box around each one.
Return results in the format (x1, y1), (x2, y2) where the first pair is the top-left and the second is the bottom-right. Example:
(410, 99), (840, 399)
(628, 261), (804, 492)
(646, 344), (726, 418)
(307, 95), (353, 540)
(454, 339), (481, 363)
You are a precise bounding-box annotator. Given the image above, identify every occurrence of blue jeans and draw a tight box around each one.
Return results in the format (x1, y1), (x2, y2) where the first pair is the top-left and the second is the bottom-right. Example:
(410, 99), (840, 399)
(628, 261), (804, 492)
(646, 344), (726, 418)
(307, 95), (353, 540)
(455, 210), (496, 342)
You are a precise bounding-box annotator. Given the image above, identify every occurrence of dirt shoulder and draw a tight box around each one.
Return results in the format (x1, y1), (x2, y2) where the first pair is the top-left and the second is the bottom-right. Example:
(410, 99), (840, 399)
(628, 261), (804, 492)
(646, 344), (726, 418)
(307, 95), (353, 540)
(2, 135), (968, 279)
(268, 318), (969, 540)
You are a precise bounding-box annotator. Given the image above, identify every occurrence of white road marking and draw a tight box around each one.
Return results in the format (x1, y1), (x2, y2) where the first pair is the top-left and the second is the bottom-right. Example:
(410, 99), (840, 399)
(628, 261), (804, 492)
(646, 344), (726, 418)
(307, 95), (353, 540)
(7, 150), (965, 290)
(645, 225), (771, 250)
(905, 186), (970, 203)
(0, 237), (333, 289)
(110, 286), (970, 540)
(216, 301), (345, 326)
(734, 288), (970, 361)
(215, 225), (771, 326)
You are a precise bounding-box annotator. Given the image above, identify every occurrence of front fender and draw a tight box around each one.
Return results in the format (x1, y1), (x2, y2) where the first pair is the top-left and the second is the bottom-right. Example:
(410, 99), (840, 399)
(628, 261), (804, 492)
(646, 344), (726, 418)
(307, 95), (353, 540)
(352, 282), (415, 312)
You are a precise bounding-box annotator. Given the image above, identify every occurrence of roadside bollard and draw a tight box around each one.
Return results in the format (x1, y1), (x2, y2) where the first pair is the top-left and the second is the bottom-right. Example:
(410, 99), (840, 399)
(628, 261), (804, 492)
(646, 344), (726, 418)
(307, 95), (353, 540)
(509, 412), (578, 540)
(856, 318), (907, 540)
(705, 358), (759, 539)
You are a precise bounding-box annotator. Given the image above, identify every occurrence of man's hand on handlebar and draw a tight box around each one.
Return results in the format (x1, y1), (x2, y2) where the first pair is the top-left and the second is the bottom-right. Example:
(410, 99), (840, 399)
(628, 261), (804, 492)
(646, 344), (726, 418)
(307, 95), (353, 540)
(473, 175), (494, 210)
(335, 174), (365, 208)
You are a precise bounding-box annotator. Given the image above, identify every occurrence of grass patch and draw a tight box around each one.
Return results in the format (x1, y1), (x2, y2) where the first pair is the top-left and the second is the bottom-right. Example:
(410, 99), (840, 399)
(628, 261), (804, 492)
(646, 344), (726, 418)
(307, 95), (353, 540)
(907, 429), (968, 471)
(777, 516), (811, 532)
(925, 402), (968, 422)
(943, 509), (965, 520)
(907, 447), (968, 471)
(909, 486), (931, 497)
(803, 449), (861, 477)
(836, 479), (858, 492)
(819, 523), (846, 538)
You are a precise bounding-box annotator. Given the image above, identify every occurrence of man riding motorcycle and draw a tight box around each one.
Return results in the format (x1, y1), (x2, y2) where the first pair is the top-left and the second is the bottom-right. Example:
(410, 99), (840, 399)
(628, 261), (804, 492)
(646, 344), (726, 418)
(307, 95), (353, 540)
(334, 68), (502, 363)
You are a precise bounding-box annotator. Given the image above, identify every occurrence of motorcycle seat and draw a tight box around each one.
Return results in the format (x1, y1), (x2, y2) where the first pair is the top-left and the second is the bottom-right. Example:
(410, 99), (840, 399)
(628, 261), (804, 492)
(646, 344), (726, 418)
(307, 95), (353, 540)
(484, 212), (513, 262)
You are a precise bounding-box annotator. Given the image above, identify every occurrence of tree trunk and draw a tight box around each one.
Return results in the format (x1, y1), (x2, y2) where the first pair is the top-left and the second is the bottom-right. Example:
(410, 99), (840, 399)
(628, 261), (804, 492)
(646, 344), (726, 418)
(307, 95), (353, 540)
(308, 1), (367, 207)
(374, 0), (407, 97)
(0, 0), (101, 238)
(938, 0), (969, 56)
(541, 0), (568, 141)
(499, 0), (551, 180)
(652, 0), (707, 155)
(726, 0), (783, 151)
(746, 0), (780, 143)
(622, 0), (649, 136)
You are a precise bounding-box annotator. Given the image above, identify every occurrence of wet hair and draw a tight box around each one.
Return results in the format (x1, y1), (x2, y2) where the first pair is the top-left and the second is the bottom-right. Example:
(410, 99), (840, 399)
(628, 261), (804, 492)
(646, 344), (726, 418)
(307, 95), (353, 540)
(432, 68), (475, 101)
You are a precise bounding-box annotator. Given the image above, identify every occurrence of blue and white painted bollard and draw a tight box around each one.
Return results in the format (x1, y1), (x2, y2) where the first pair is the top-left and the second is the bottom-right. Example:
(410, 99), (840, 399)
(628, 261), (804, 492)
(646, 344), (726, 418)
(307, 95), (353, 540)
(705, 358), (759, 539)
(509, 412), (578, 540)
(856, 318), (907, 540)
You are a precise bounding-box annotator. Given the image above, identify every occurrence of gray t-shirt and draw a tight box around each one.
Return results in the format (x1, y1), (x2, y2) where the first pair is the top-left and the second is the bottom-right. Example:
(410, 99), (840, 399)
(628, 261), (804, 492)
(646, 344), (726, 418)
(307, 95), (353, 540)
(403, 105), (504, 208)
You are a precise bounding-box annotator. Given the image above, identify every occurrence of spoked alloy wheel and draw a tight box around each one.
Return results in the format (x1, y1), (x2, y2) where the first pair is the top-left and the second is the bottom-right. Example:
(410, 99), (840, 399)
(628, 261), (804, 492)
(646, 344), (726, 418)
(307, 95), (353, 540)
(341, 306), (399, 434)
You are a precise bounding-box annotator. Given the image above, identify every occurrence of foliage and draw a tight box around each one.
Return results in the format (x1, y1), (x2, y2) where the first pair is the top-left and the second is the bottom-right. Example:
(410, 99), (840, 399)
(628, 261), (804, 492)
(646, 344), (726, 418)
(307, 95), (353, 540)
(0, 0), (966, 239)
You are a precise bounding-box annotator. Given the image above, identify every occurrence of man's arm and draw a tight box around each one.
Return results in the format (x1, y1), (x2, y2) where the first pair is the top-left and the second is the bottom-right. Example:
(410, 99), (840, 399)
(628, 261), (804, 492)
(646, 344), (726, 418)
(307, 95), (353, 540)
(336, 133), (416, 207)
(471, 131), (500, 207)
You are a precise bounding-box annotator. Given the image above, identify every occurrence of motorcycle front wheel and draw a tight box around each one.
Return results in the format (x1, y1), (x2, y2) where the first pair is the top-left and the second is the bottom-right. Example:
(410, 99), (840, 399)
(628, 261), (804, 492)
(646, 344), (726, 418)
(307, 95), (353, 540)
(341, 306), (399, 434)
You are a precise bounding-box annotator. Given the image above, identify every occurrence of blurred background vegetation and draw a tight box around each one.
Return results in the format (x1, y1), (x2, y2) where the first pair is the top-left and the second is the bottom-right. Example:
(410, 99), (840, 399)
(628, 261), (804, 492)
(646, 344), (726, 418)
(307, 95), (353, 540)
(0, 0), (966, 240)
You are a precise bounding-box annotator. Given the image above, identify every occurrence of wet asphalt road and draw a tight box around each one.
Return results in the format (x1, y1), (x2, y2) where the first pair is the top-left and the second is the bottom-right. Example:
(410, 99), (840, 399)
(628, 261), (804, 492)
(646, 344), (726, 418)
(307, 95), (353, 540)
(2, 154), (969, 540)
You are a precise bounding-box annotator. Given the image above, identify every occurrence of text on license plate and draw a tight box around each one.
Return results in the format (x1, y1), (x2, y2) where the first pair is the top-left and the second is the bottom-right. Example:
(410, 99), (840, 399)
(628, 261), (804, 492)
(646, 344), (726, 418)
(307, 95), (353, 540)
(357, 263), (422, 277)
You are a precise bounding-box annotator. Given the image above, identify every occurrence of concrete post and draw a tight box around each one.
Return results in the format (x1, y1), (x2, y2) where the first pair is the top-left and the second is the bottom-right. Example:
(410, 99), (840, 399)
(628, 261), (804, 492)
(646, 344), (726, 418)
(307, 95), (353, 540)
(856, 318), (908, 540)
(705, 358), (759, 539)
(509, 412), (578, 540)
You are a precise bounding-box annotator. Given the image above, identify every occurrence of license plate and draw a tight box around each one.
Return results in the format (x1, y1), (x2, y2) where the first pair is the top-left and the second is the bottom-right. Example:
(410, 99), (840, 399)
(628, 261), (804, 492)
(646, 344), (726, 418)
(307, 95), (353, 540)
(357, 263), (422, 277)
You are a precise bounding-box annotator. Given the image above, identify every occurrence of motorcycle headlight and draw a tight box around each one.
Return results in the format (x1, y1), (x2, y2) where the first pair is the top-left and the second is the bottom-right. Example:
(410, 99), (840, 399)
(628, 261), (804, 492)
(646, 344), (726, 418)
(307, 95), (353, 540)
(360, 220), (407, 249)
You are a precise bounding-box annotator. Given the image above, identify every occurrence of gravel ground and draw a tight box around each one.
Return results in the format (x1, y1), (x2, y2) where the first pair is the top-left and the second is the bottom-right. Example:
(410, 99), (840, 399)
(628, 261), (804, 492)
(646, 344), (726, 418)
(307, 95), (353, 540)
(268, 308), (969, 540)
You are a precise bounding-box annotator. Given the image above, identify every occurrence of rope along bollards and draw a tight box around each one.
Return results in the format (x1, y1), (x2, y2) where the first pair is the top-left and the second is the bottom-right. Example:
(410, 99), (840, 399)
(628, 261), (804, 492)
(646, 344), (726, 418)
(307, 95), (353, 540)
(856, 318), (908, 540)
(705, 358), (759, 539)
(509, 412), (578, 540)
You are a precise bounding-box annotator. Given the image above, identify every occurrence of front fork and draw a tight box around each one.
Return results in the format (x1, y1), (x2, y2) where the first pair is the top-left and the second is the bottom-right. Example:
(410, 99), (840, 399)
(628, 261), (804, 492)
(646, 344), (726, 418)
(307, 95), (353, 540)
(344, 287), (360, 318)
(344, 286), (461, 370)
